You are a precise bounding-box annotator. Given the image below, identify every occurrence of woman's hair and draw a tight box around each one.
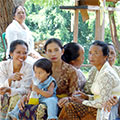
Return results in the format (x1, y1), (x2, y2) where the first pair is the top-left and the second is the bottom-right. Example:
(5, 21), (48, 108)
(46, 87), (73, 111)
(44, 38), (63, 51)
(12, 5), (26, 17)
(62, 42), (80, 63)
(92, 40), (109, 56)
(33, 58), (52, 76)
(107, 43), (115, 50)
(10, 40), (28, 53)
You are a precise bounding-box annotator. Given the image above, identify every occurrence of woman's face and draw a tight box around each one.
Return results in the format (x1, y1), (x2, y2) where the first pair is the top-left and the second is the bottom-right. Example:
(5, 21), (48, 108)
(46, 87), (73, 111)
(108, 45), (116, 66)
(10, 44), (28, 65)
(70, 46), (84, 68)
(45, 42), (63, 63)
(14, 6), (26, 24)
(89, 45), (107, 69)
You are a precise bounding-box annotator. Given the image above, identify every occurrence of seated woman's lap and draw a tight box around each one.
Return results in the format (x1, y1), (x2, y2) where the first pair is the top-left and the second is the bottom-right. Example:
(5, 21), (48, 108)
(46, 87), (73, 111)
(0, 94), (21, 119)
(18, 103), (47, 120)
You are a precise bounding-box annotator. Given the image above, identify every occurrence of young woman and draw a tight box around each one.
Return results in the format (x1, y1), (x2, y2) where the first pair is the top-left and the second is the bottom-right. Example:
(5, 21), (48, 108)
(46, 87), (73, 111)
(62, 42), (86, 90)
(5, 5), (42, 63)
(0, 40), (33, 119)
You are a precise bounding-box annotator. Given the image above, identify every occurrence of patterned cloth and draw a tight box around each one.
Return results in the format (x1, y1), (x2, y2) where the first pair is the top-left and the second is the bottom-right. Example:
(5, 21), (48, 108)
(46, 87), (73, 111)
(59, 62), (120, 120)
(0, 94), (21, 120)
(53, 61), (78, 97)
(59, 101), (97, 120)
(83, 62), (120, 120)
(84, 65), (120, 95)
(18, 103), (47, 120)
(76, 69), (86, 91)
(84, 66), (97, 94)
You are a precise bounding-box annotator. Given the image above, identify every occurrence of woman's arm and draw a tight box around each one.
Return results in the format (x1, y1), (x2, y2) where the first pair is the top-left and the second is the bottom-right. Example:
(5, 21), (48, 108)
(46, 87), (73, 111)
(82, 73), (115, 109)
(10, 64), (33, 96)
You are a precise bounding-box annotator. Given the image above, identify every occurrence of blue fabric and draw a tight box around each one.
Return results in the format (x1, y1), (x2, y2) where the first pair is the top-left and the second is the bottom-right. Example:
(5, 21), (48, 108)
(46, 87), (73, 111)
(7, 100), (20, 119)
(38, 76), (58, 119)
(38, 76), (57, 98)
(40, 97), (58, 119)
(109, 103), (119, 120)
(109, 97), (120, 120)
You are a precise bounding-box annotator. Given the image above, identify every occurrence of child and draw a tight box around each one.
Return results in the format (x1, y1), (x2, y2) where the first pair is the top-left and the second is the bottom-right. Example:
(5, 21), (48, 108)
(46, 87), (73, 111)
(8, 58), (58, 120)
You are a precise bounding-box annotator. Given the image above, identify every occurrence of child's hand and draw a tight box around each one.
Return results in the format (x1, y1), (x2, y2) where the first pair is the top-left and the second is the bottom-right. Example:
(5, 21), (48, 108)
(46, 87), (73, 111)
(32, 85), (39, 93)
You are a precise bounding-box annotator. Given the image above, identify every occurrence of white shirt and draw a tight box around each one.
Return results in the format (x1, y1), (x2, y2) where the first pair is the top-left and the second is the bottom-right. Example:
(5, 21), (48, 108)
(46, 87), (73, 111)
(82, 62), (120, 120)
(6, 20), (34, 56)
(0, 59), (33, 96)
(5, 20), (43, 64)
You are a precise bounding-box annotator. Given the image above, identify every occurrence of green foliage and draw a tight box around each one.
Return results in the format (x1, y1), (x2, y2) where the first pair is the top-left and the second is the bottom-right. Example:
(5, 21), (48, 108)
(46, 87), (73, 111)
(24, 0), (120, 68)
(0, 37), (6, 61)
(24, 1), (96, 65)
(29, 0), (70, 6)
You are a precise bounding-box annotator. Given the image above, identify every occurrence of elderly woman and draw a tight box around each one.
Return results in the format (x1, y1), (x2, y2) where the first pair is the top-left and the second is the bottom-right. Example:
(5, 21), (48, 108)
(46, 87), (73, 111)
(18, 38), (79, 120)
(0, 40), (33, 119)
(62, 42), (86, 90)
(84, 43), (120, 95)
(59, 40), (120, 120)
(5, 5), (42, 63)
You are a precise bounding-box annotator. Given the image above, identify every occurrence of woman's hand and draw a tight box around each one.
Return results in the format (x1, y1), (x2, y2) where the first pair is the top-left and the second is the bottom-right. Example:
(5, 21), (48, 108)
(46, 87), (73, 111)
(9, 72), (23, 81)
(104, 96), (118, 112)
(18, 94), (30, 111)
(0, 87), (11, 95)
(72, 91), (88, 100)
(71, 95), (84, 104)
(58, 97), (69, 108)
(28, 53), (39, 59)
(8, 72), (23, 86)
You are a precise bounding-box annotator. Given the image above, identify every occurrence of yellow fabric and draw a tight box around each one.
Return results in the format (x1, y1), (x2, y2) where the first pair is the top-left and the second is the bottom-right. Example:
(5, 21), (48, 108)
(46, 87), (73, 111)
(56, 94), (68, 98)
(94, 92), (120, 100)
(94, 95), (100, 100)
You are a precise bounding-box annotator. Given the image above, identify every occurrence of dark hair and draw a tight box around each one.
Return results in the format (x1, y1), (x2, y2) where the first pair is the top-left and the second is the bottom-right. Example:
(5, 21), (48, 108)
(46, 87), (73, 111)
(44, 38), (63, 51)
(62, 42), (80, 63)
(107, 43), (115, 49)
(92, 40), (109, 56)
(10, 40), (28, 53)
(33, 58), (52, 76)
(12, 5), (26, 17)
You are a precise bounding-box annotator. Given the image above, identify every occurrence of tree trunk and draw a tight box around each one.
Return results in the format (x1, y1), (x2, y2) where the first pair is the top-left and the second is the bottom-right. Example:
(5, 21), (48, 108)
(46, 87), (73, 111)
(0, 0), (26, 35)
(0, 0), (26, 53)
(0, 0), (14, 35)
(108, 4), (120, 53)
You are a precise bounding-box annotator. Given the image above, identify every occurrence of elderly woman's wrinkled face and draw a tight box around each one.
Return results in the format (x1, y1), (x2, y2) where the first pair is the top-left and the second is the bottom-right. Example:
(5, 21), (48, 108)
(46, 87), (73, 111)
(10, 44), (28, 65)
(108, 45), (116, 66)
(89, 45), (107, 69)
(14, 6), (26, 24)
(45, 42), (63, 63)
(70, 46), (84, 69)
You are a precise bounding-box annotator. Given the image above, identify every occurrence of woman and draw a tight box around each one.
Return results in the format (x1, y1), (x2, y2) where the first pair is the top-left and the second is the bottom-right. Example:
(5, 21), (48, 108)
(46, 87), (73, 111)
(84, 43), (120, 95)
(59, 40), (120, 120)
(62, 42), (86, 90)
(18, 38), (79, 119)
(0, 40), (33, 119)
(5, 5), (42, 63)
